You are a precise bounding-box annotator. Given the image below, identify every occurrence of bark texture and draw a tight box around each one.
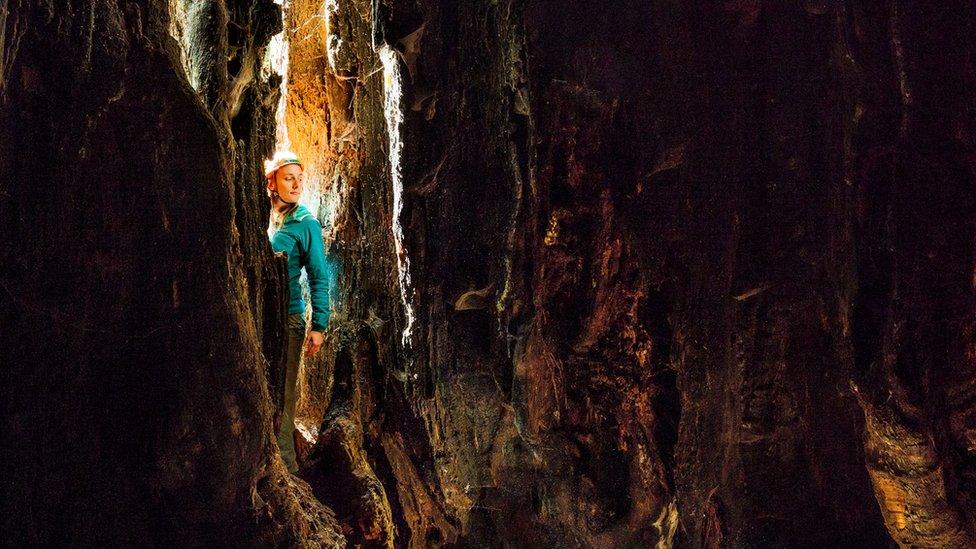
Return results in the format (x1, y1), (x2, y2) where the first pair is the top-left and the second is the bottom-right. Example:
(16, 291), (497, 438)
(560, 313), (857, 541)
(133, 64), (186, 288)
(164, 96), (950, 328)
(0, 1), (342, 546)
(848, 3), (976, 546)
(290, 0), (976, 547)
(2, 0), (975, 548)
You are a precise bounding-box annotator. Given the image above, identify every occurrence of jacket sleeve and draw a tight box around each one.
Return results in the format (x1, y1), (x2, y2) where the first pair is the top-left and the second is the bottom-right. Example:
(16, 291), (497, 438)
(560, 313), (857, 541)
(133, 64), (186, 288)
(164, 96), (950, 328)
(303, 218), (332, 332)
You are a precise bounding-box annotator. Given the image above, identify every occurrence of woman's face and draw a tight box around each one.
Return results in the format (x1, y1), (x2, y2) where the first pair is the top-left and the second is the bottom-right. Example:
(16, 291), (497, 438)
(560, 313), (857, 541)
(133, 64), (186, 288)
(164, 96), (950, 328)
(270, 164), (304, 203)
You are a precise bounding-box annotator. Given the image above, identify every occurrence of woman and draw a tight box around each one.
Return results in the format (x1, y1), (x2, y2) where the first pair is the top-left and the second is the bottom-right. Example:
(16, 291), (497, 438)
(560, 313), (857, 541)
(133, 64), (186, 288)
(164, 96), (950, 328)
(265, 150), (330, 474)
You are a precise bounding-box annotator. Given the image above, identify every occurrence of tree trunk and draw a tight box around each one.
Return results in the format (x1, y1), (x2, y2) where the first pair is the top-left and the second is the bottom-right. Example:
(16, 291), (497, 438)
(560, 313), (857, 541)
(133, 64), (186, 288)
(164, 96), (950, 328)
(0, 1), (342, 545)
(294, 0), (975, 547)
(3, 0), (974, 547)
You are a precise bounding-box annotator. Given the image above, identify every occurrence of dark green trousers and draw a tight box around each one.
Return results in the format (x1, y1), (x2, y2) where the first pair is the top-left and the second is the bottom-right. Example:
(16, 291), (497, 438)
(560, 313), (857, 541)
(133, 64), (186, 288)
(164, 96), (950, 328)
(277, 313), (305, 473)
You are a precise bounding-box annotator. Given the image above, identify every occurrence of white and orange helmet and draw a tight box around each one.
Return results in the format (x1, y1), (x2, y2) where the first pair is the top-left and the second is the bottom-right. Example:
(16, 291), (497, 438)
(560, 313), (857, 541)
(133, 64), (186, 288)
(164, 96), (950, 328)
(264, 150), (303, 179)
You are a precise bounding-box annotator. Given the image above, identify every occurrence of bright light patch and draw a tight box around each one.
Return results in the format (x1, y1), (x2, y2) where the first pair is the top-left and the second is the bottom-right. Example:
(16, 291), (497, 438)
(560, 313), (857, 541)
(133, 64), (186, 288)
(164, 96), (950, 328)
(263, 0), (291, 149)
(324, 0), (341, 72)
(380, 46), (415, 347)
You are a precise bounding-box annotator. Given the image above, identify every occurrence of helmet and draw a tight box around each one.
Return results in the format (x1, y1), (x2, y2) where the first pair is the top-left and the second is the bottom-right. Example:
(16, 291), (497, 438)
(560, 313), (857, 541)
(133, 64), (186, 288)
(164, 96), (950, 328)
(264, 150), (303, 178)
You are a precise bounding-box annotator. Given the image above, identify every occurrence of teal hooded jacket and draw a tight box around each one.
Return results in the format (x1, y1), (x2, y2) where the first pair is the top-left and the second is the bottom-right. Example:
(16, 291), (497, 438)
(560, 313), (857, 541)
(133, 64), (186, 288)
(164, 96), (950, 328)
(269, 204), (332, 332)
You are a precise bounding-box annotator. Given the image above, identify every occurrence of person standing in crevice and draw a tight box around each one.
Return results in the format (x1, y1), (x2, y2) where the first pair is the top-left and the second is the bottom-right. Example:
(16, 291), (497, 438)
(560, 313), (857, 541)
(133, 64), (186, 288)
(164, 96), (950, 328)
(265, 150), (331, 474)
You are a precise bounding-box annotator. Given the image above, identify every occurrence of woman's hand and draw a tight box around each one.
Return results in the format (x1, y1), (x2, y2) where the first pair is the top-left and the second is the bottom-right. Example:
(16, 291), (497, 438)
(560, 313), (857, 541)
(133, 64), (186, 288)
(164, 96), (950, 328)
(304, 330), (324, 359)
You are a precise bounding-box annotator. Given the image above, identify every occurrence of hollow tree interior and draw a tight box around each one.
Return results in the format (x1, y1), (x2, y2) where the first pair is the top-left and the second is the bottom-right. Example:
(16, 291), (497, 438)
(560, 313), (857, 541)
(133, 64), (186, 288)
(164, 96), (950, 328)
(2, 1), (975, 547)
